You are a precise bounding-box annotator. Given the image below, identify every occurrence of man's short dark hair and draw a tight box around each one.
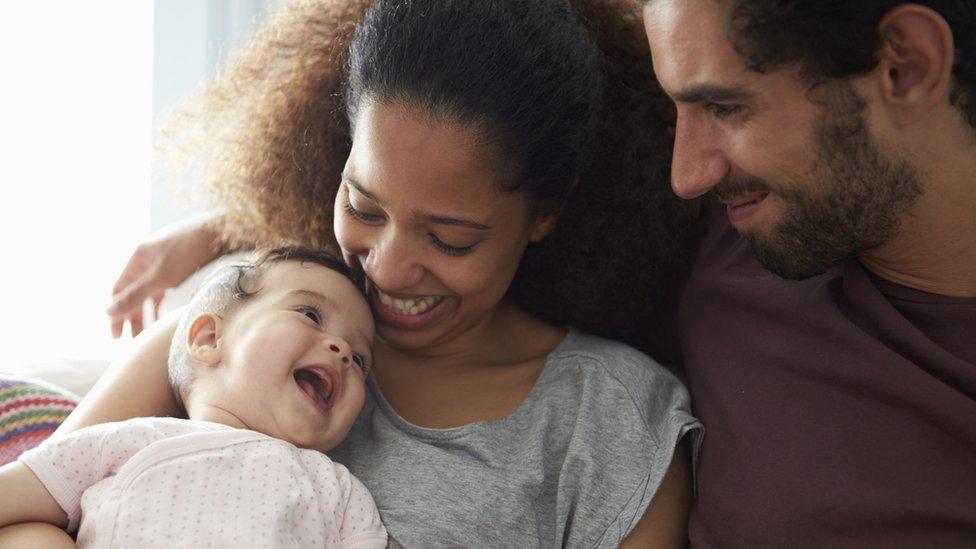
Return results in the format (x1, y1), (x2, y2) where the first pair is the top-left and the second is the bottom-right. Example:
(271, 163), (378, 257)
(726, 1), (976, 128)
(639, 1), (976, 128)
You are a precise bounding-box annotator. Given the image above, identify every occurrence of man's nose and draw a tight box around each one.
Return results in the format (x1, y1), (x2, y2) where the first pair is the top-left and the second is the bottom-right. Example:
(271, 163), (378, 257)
(670, 112), (730, 199)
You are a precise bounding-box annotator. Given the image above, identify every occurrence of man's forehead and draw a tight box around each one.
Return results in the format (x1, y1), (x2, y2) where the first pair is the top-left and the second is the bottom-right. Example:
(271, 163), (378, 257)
(643, 0), (749, 98)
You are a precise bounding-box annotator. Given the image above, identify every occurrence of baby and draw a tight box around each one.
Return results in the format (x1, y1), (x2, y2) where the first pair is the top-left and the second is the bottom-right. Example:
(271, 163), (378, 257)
(0, 247), (387, 548)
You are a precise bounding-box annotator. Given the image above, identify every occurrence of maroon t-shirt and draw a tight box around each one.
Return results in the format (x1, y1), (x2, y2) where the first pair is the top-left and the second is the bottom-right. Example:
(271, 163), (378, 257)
(666, 206), (976, 548)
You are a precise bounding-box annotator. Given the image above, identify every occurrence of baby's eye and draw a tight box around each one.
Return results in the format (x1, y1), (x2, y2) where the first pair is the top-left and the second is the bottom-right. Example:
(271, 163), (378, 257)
(352, 353), (368, 374)
(297, 306), (321, 324)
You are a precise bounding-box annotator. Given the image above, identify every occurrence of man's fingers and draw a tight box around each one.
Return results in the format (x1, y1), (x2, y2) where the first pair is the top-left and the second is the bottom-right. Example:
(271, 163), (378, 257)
(111, 252), (149, 296)
(130, 313), (145, 338)
(111, 316), (125, 339)
(107, 269), (156, 317)
(152, 291), (166, 321)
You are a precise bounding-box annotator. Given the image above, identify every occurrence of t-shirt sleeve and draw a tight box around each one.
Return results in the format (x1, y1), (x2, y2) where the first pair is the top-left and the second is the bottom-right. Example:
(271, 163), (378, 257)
(338, 471), (388, 548)
(557, 343), (704, 548)
(17, 419), (160, 532)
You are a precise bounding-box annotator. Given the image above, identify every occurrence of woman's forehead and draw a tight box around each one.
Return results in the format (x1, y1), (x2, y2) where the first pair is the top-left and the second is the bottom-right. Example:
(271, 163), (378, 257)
(347, 101), (517, 204)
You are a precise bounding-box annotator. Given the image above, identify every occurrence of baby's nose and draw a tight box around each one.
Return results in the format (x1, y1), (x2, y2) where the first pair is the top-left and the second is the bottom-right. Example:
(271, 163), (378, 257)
(323, 336), (352, 366)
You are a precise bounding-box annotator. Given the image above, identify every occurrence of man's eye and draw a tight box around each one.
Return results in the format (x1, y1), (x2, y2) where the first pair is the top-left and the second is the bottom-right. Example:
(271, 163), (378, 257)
(297, 306), (320, 324)
(706, 103), (743, 119)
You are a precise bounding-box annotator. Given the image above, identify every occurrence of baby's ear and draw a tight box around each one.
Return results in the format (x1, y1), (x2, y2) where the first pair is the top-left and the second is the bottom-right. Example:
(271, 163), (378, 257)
(187, 313), (223, 366)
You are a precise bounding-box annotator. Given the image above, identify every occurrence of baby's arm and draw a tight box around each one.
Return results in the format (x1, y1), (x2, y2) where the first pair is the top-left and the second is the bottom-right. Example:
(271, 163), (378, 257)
(339, 473), (388, 548)
(0, 461), (68, 529)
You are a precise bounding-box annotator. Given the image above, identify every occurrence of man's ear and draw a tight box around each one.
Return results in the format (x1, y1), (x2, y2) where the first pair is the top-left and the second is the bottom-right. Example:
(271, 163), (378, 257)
(875, 4), (955, 125)
(187, 313), (223, 366)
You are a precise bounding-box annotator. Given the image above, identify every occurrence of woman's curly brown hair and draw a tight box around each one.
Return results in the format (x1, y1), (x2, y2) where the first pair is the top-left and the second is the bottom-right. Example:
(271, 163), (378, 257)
(163, 0), (701, 342)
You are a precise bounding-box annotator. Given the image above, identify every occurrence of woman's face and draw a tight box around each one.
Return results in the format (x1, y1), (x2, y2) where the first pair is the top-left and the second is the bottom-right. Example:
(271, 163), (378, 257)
(334, 101), (552, 352)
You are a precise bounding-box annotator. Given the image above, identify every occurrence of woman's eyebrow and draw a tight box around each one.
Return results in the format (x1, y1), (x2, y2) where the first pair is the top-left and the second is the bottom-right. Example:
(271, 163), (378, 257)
(421, 214), (491, 231)
(343, 176), (384, 206)
(343, 174), (492, 231)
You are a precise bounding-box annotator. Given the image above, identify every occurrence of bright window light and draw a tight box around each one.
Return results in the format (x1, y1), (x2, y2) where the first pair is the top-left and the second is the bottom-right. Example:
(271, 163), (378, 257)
(0, 3), (153, 368)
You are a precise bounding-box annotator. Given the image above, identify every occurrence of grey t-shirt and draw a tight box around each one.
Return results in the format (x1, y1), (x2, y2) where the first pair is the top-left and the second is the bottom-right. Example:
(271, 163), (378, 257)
(329, 330), (703, 548)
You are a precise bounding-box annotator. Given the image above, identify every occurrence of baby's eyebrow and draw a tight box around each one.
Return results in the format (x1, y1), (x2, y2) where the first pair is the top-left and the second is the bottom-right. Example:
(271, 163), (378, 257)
(287, 289), (338, 310)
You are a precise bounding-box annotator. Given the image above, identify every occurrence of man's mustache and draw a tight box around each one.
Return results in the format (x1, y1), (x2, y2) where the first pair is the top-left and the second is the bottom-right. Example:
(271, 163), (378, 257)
(713, 176), (773, 202)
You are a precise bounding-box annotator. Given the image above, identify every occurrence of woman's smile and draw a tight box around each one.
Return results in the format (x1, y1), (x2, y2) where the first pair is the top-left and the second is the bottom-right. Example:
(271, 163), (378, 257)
(369, 282), (454, 330)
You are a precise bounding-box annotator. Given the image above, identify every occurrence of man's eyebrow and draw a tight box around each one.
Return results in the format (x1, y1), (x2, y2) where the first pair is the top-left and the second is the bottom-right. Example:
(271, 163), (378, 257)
(343, 174), (492, 231)
(671, 84), (753, 104)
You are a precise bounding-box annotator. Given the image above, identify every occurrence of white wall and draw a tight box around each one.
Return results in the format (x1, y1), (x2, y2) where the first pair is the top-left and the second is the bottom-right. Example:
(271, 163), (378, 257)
(151, 0), (285, 231)
(0, 2), (154, 368)
(0, 0), (284, 375)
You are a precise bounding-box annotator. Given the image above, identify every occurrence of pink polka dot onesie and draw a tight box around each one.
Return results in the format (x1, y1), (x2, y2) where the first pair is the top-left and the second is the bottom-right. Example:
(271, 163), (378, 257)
(18, 417), (387, 548)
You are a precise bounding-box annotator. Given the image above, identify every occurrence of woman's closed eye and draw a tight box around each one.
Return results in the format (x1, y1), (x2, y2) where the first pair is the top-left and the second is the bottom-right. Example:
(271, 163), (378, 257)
(344, 200), (383, 224)
(428, 233), (475, 256)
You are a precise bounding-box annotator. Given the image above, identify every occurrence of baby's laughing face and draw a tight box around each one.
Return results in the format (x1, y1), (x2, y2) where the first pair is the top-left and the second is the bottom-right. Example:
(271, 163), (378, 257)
(191, 261), (374, 452)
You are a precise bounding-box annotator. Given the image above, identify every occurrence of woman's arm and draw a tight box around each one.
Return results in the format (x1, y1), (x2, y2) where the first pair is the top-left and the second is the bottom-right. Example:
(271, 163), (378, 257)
(55, 308), (183, 438)
(619, 438), (693, 549)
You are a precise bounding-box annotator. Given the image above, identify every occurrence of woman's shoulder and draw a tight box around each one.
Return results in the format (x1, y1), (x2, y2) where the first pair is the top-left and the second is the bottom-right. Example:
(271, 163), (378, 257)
(549, 330), (686, 394)
(536, 330), (698, 436)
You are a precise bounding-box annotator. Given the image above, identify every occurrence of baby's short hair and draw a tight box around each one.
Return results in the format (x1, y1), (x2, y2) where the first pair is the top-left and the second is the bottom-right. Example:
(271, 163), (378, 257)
(167, 246), (362, 413)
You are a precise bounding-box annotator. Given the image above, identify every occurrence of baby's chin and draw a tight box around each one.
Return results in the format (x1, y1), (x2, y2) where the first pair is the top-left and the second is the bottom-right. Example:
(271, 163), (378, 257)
(272, 418), (346, 452)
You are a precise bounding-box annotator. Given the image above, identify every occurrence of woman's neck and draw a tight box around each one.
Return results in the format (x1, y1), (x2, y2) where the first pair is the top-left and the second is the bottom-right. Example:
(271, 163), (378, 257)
(374, 299), (565, 371)
(368, 299), (567, 428)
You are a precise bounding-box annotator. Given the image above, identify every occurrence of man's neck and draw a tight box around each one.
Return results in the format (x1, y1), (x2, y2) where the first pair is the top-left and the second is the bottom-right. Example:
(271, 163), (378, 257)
(860, 151), (976, 297)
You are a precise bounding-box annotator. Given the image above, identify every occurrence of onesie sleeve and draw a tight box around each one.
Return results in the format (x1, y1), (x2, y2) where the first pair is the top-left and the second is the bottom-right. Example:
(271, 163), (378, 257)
(338, 470), (388, 548)
(17, 419), (162, 532)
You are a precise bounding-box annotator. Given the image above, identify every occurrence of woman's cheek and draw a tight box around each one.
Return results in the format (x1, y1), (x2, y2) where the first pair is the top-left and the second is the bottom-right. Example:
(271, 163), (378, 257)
(447, 253), (514, 298)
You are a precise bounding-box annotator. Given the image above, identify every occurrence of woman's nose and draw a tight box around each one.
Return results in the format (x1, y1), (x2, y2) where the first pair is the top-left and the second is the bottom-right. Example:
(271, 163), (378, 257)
(363, 229), (424, 291)
(322, 336), (352, 366)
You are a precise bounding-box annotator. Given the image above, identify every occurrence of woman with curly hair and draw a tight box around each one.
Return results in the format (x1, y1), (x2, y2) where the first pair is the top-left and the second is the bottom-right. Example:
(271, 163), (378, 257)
(4, 0), (703, 546)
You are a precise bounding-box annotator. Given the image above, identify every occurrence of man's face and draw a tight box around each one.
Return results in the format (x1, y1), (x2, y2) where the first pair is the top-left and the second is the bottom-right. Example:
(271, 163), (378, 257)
(642, 0), (921, 279)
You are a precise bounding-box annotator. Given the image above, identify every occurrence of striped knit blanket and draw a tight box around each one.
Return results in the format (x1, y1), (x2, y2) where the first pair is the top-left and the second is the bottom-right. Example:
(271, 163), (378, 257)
(0, 374), (78, 466)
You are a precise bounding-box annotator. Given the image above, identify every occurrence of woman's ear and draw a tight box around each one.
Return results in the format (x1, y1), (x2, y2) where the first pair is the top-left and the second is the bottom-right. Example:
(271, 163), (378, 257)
(875, 4), (954, 125)
(529, 214), (558, 243)
(187, 313), (223, 366)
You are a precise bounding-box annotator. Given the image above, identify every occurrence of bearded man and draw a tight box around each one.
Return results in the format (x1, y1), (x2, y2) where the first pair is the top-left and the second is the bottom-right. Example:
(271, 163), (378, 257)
(640, 1), (976, 546)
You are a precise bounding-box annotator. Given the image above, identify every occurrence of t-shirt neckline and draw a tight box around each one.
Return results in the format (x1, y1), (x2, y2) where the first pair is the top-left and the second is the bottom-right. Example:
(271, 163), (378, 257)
(859, 262), (976, 305)
(365, 329), (578, 440)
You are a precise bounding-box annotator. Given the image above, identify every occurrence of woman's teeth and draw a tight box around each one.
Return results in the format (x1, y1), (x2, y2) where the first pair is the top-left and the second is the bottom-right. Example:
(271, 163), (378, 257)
(376, 289), (440, 316)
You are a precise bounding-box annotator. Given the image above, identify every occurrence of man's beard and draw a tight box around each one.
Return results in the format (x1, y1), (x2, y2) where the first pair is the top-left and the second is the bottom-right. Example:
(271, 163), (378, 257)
(715, 85), (923, 280)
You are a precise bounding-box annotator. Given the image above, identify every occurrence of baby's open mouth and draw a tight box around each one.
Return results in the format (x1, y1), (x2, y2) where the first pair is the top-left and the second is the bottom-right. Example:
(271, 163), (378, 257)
(294, 366), (336, 415)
